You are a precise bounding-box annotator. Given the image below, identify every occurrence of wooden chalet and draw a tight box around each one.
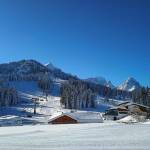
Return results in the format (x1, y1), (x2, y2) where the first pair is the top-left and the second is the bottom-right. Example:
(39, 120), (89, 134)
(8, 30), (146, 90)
(105, 106), (128, 120)
(117, 102), (150, 116)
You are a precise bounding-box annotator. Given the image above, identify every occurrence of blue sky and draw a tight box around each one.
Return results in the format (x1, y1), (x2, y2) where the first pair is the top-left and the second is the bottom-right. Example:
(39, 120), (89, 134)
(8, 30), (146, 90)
(0, 0), (149, 86)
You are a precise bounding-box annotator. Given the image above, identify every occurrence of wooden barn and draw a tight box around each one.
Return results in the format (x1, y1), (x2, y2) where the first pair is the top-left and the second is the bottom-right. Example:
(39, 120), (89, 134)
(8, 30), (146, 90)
(105, 101), (150, 120)
(105, 106), (128, 120)
(106, 106), (128, 115)
(48, 112), (103, 124)
(117, 102), (149, 116)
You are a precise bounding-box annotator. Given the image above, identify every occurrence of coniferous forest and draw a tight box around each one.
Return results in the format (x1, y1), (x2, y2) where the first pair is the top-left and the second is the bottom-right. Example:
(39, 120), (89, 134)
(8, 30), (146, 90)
(60, 79), (150, 109)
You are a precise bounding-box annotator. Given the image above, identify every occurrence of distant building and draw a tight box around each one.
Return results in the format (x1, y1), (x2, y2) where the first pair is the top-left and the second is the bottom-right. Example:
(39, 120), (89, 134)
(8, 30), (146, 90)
(48, 112), (103, 124)
(105, 102), (150, 120)
(118, 102), (149, 116)
(105, 106), (128, 120)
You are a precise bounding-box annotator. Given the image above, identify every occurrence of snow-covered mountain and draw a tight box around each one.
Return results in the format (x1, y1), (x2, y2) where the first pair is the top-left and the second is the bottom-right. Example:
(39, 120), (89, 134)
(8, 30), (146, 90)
(45, 62), (57, 71)
(117, 77), (141, 92)
(85, 77), (115, 89)
(106, 81), (115, 89)
(0, 60), (77, 81)
(0, 60), (143, 93)
(0, 59), (48, 75)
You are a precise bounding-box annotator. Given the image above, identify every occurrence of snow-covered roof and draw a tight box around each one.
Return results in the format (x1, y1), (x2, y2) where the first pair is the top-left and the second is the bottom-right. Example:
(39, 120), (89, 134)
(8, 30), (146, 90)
(126, 103), (149, 109)
(109, 106), (128, 111)
(117, 101), (131, 106)
(49, 112), (103, 123)
(117, 101), (149, 109)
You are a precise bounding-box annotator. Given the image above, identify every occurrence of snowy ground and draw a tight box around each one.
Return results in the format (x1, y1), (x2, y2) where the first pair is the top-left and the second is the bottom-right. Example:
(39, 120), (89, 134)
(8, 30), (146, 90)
(0, 123), (150, 150)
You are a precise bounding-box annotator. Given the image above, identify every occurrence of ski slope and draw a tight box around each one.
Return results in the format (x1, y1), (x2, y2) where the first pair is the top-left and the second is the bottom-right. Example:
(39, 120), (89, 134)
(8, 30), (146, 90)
(0, 123), (150, 150)
(0, 81), (62, 126)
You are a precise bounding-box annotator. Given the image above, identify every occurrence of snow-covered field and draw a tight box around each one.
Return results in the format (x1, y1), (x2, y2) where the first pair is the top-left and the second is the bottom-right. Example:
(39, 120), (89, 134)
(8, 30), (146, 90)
(0, 123), (150, 150)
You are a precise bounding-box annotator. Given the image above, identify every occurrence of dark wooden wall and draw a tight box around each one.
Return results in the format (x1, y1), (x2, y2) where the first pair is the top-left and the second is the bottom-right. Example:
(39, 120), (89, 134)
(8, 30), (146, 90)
(50, 115), (78, 124)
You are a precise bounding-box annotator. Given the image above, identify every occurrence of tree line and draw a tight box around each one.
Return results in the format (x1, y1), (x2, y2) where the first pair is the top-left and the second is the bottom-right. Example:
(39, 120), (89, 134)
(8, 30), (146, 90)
(0, 87), (18, 107)
(38, 73), (53, 100)
(60, 79), (133, 109)
(132, 87), (150, 106)
(60, 79), (96, 109)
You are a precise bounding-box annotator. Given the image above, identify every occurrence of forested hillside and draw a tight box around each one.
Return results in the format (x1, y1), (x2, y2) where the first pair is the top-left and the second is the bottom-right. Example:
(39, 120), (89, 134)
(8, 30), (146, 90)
(60, 79), (133, 109)
(0, 60), (77, 81)
(0, 59), (76, 107)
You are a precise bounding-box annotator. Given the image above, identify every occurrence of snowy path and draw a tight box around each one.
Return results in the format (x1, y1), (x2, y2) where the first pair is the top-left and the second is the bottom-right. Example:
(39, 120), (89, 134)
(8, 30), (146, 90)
(0, 123), (150, 150)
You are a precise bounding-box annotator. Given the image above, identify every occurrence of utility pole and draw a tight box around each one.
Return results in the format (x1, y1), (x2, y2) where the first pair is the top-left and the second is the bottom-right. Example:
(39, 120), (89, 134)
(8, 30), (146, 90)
(147, 88), (150, 118)
(32, 98), (39, 115)
(44, 89), (48, 101)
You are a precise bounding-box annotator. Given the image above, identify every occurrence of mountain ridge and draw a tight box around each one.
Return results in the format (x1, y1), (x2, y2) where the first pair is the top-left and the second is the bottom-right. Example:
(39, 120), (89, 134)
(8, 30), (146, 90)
(117, 77), (141, 91)
(0, 60), (144, 91)
(0, 59), (77, 81)
(85, 77), (115, 89)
